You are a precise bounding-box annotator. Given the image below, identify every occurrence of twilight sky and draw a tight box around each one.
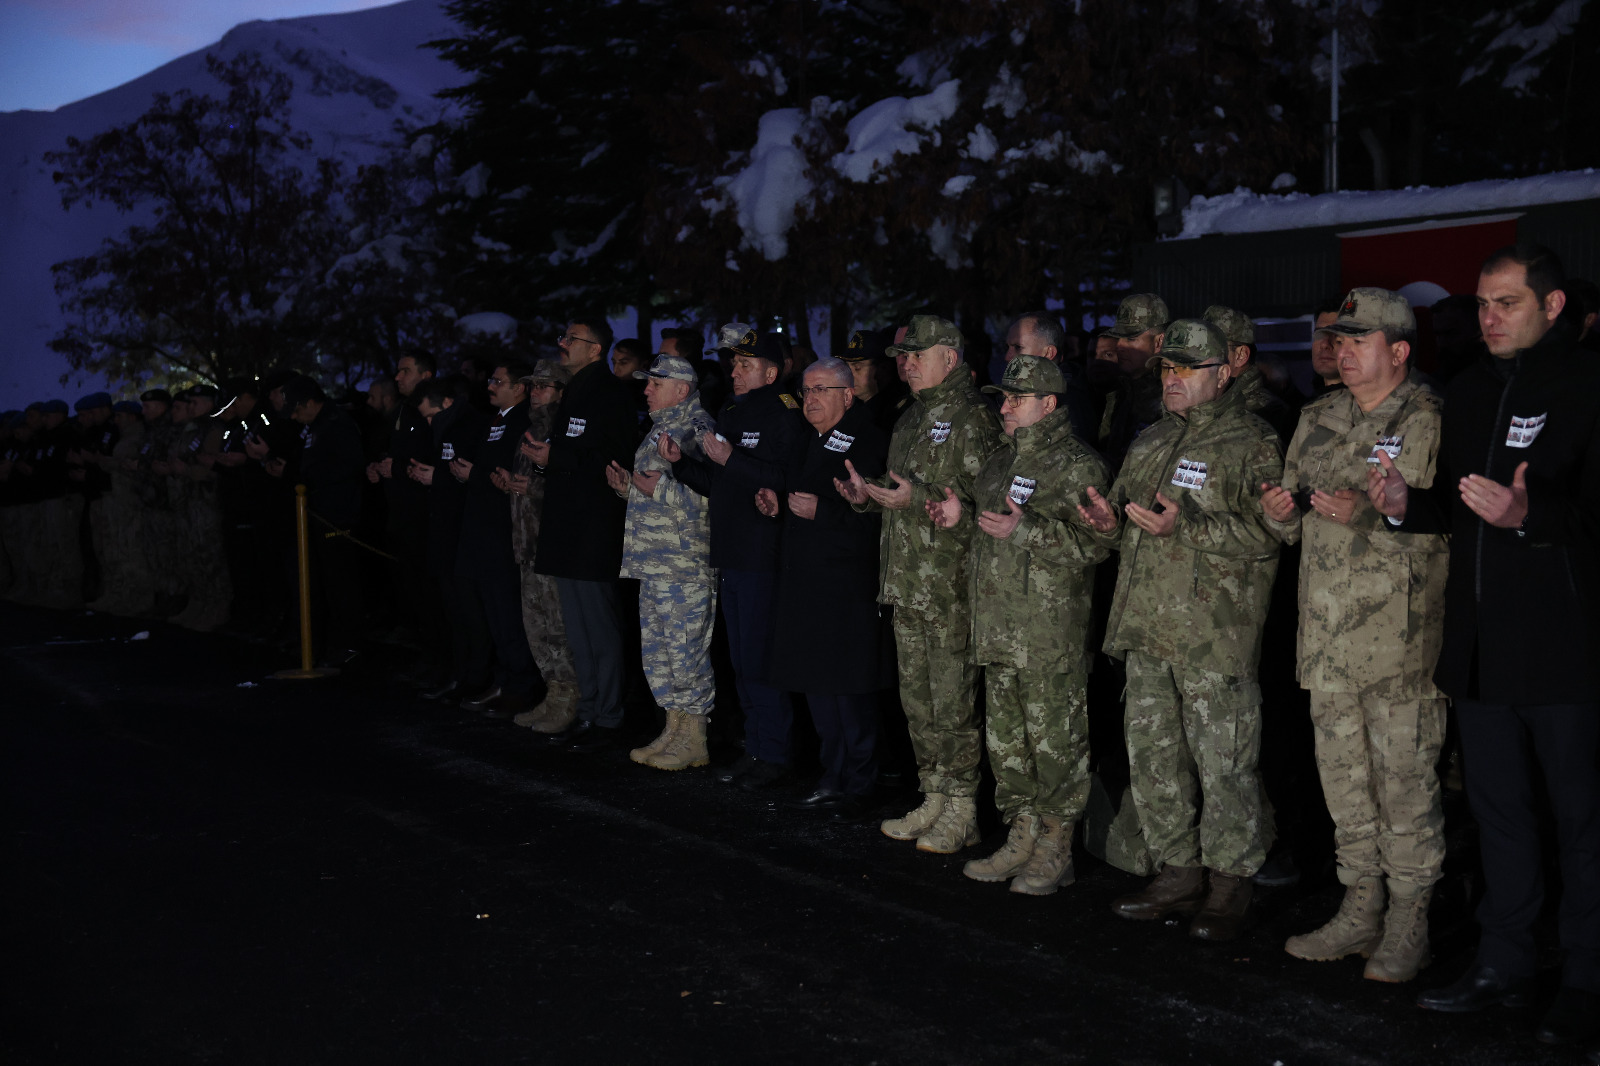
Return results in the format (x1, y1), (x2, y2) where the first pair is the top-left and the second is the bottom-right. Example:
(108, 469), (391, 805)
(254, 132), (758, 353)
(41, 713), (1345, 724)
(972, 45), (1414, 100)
(0, 0), (398, 112)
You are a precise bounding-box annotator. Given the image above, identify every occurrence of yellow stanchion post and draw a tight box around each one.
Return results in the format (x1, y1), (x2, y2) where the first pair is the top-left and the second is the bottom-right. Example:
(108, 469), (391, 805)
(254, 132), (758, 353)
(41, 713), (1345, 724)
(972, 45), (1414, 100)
(272, 484), (338, 680)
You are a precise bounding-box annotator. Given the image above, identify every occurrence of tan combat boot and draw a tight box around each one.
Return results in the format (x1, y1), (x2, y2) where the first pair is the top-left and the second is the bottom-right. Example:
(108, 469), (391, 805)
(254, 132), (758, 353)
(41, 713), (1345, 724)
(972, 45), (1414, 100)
(881, 793), (946, 841)
(1011, 815), (1076, 896)
(1364, 881), (1433, 983)
(629, 709), (682, 764)
(1111, 864), (1206, 920)
(963, 813), (1040, 882)
(644, 713), (709, 770)
(1284, 875), (1386, 961)
(916, 795), (981, 854)
(513, 681), (578, 733)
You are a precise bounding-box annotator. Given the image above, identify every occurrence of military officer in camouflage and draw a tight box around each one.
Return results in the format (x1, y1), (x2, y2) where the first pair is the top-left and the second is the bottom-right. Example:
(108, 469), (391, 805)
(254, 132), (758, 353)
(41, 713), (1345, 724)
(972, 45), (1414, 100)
(1098, 293), (1170, 474)
(927, 356), (1109, 894)
(609, 354), (719, 771)
(1261, 288), (1447, 982)
(837, 314), (1002, 853)
(1204, 304), (1298, 443)
(1080, 318), (1283, 941)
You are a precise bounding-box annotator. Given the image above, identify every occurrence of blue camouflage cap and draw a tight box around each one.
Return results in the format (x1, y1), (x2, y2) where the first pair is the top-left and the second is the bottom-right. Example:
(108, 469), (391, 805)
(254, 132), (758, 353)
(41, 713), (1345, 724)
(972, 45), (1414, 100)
(75, 391), (113, 411)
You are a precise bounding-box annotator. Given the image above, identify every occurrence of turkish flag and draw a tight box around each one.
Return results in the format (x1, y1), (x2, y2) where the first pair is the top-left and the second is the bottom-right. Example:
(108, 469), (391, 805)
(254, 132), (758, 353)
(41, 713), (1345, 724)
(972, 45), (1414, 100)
(1339, 215), (1519, 298)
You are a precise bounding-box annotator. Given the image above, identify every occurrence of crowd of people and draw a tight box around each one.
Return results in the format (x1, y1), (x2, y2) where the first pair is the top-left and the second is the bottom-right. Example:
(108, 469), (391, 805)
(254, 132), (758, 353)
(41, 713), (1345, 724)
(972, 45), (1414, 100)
(4, 242), (1600, 1055)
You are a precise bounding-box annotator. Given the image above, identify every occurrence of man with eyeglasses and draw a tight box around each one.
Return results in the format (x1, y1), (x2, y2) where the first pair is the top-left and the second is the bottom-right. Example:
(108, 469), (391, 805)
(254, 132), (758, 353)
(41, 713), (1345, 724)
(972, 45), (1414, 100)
(662, 324), (807, 789)
(927, 355), (1109, 895)
(527, 318), (639, 753)
(1079, 318), (1283, 941)
(837, 314), (1003, 853)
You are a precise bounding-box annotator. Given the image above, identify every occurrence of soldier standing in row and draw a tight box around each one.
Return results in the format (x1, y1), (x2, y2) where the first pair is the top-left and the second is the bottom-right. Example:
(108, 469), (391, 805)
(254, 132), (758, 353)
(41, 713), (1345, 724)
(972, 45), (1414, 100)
(1261, 288), (1448, 982)
(611, 354), (717, 770)
(1082, 319), (1283, 941)
(838, 314), (1002, 853)
(928, 356), (1109, 894)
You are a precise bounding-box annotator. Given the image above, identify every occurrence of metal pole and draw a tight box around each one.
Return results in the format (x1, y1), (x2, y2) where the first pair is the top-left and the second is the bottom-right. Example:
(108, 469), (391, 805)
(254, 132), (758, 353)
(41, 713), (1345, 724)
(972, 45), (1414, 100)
(272, 483), (337, 680)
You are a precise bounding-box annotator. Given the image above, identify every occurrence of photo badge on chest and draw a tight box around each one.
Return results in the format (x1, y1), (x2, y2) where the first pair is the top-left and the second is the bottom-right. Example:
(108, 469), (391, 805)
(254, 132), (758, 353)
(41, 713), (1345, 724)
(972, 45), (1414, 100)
(1506, 413), (1546, 449)
(929, 420), (952, 444)
(824, 429), (854, 454)
(564, 416), (587, 439)
(1007, 475), (1037, 505)
(1367, 435), (1404, 463)
(1170, 458), (1208, 490)
(740, 430), (761, 449)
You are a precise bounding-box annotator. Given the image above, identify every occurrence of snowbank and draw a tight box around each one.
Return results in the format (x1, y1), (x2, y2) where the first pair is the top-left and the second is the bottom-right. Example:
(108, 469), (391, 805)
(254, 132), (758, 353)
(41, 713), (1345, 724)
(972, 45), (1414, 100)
(1176, 169), (1600, 239)
(719, 108), (812, 261)
(455, 311), (518, 340)
(832, 80), (960, 184)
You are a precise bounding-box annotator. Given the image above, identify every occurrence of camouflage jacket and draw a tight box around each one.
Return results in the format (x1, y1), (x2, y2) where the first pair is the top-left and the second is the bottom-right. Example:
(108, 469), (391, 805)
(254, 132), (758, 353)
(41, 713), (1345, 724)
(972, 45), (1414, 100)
(858, 371), (1002, 633)
(1265, 372), (1448, 698)
(511, 403), (558, 565)
(1096, 382), (1283, 677)
(620, 393), (716, 584)
(967, 406), (1110, 671)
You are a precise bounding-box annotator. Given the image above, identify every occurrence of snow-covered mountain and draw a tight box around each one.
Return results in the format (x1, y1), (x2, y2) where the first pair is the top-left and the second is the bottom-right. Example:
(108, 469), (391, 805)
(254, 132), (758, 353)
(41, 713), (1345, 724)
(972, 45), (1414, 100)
(0, 0), (467, 411)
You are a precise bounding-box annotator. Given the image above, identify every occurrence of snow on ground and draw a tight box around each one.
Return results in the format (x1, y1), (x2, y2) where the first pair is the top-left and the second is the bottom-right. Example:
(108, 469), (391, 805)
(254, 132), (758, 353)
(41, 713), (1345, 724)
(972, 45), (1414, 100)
(455, 311), (517, 340)
(1176, 169), (1600, 239)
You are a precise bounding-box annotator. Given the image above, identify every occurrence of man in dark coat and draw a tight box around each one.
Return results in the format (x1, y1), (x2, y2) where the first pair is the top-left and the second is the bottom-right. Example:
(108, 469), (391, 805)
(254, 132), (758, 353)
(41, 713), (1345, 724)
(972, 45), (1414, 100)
(277, 378), (366, 662)
(667, 323), (809, 789)
(453, 359), (539, 718)
(1370, 245), (1600, 1047)
(528, 318), (638, 753)
(412, 376), (486, 701)
(758, 357), (891, 819)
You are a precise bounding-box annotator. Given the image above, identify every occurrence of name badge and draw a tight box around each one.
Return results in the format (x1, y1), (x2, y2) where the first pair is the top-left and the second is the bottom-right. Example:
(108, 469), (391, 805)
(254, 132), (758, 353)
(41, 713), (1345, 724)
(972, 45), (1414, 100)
(1367, 435), (1404, 464)
(488, 425), (505, 442)
(930, 421), (952, 444)
(740, 430), (760, 449)
(1171, 458), (1208, 490)
(823, 430), (854, 453)
(304, 433), (317, 449)
(442, 443), (456, 461)
(565, 417), (587, 438)
(1506, 413), (1546, 449)
(1008, 475), (1037, 505)
(187, 437), (202, 452)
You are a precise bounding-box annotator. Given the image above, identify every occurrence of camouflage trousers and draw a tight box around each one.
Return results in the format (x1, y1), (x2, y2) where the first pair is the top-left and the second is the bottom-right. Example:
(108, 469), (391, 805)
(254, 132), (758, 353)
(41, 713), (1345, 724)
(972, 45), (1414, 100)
(90, 490), (154, 613)
(143, 505), (185, 599)
(639, 577), (717, 717)
(174, 490), (232, 627)
(1310, 690), (1446, 887)
(985, 662), (1091, 824)
(1123, 650), (1267, 877)
(31, 497), (85, 609)
(894, 606), (981, 797)
(519, 561), (577, 690)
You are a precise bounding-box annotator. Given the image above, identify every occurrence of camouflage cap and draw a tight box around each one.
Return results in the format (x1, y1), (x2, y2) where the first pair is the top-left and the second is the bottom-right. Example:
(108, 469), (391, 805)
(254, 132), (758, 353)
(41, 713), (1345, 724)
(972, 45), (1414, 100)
(1319, 287), (1416, 339)
(981, 354), (1065, 396)
(523, 357), (570, 386)
(1106, 293), (1170, 339)
(633, 353), (698, 385)
(1153, 318), (1228, 367)
(714, 321), (759, 358)
(841, 329), (883, 362)
(887, 314), (965, 354)
(1203, 305), (1256, 347)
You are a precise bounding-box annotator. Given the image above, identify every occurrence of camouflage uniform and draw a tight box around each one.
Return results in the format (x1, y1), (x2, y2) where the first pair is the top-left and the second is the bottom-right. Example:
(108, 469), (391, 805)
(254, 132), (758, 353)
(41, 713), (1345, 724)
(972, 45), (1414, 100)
(620, 389), (718, 717)
(136, 418), (182, 609)
(968, 396), (1109, 824)
(512, 402), (577, 692)
(170, 418), (232, 629)
(1267, 371), (1448, 888)
(1097, 333), (1283, 878)
(859, 326), (1003, 798)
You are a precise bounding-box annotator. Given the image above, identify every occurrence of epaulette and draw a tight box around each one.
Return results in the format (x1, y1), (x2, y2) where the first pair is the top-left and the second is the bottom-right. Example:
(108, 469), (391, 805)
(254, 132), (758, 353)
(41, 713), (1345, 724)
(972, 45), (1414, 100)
(778, 393), (799, 409)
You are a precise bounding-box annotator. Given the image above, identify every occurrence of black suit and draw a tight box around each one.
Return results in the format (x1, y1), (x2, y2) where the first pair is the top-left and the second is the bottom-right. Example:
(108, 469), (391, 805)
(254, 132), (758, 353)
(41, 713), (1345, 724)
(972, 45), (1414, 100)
(1402, 321), (1600, 993)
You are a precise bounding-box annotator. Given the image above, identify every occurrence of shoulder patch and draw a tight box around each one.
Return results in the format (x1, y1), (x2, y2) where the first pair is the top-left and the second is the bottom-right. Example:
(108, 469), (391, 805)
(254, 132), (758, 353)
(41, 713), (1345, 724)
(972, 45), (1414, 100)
(779, 393), (799, 409)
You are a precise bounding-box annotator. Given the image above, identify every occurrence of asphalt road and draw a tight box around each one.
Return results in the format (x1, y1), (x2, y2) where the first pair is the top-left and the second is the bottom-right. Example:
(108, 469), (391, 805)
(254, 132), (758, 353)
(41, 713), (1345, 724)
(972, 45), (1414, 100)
(0, 603), (1576, 1065)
